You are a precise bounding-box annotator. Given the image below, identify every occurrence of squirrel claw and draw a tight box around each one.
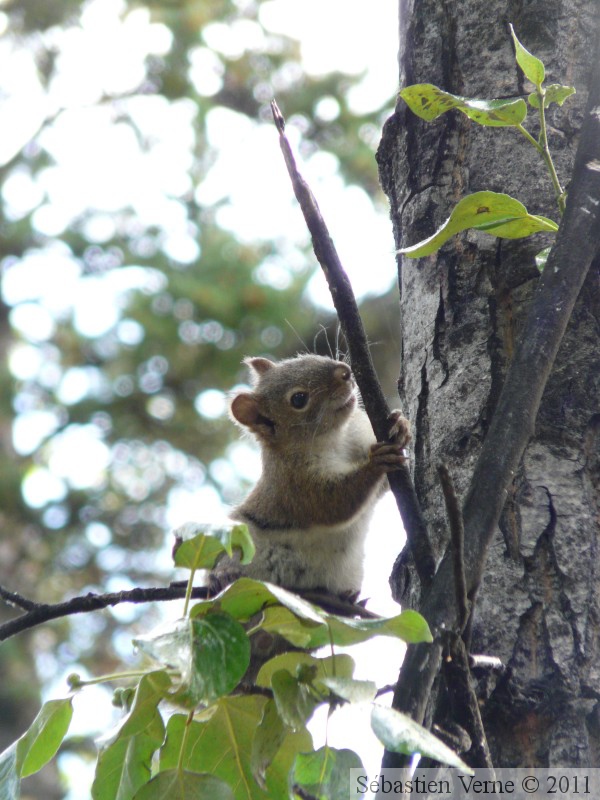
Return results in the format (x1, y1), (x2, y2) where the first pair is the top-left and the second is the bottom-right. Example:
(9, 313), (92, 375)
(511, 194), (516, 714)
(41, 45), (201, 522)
(387, 409), (411, 449)
(370, 441), (408, 472)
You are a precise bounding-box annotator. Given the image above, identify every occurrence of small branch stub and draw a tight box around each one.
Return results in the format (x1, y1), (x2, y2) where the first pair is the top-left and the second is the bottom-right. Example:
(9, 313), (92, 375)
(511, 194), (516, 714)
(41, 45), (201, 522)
(438, 463), (469, 632)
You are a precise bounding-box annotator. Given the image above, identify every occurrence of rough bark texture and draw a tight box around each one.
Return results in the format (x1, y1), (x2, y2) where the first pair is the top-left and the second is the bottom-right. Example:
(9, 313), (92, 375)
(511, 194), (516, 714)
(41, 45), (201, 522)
(377, 0), (600, 767)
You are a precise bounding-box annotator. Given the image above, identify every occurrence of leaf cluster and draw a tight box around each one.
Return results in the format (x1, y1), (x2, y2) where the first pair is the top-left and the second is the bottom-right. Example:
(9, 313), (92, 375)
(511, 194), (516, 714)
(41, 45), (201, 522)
(398, 25), (574, 257)
(0, 528), (474, 799)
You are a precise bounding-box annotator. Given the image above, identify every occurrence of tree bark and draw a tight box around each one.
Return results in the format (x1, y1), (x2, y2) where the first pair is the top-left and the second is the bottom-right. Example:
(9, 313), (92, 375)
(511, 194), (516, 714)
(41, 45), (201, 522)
(377, 0), (600, 767)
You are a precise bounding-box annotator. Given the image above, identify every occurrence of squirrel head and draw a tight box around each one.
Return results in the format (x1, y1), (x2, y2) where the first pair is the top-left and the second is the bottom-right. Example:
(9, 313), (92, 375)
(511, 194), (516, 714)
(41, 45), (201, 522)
(230, 354), (357, 449)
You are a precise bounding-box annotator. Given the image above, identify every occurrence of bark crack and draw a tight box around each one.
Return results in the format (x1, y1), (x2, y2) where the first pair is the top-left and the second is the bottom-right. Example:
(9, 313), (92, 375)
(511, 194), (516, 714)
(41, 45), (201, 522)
(432, 284), (450, 386)
(414, 351), (430, 510)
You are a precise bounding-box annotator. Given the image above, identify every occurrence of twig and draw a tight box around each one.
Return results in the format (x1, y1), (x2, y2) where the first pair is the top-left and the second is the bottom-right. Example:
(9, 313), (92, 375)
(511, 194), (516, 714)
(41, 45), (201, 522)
(0, 582), (381, 642)
(270, 100), (436, 587)
(0, 584), (37, 612)
(0, 584), (206, 642)
(442, 633), (495, 770)
(437, 464), (468, 632)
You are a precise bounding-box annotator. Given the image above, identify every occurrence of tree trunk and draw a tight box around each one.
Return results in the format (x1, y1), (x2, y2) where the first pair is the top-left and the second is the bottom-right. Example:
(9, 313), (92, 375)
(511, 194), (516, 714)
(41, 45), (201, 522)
(377, 0), (600, 767)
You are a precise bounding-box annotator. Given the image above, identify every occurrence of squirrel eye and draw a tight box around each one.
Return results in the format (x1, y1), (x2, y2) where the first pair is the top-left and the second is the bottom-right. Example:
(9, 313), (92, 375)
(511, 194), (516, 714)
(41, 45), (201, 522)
(290, 391), (309, 409)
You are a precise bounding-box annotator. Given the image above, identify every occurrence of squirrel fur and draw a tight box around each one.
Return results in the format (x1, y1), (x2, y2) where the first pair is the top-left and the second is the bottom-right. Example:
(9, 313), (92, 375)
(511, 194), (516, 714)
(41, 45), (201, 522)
(212, 354), (410, 596)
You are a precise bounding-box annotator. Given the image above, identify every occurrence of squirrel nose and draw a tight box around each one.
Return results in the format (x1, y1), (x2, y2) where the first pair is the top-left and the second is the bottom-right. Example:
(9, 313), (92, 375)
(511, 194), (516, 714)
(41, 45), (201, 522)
(334, 364), (352, 382)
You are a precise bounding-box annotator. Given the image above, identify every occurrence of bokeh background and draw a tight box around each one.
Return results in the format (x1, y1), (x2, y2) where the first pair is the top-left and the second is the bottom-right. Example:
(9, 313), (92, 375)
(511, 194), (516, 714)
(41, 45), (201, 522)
(0, 1), (406, 796)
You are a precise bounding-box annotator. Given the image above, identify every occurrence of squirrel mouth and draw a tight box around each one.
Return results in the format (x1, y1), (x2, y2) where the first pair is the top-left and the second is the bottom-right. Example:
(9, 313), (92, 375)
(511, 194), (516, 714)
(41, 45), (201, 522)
(338, 393), (356, 412)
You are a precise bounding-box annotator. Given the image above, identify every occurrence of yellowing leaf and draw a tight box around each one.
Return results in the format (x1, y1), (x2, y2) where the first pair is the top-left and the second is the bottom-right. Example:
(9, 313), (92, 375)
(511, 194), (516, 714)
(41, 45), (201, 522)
(398, 191), (558, 257)
(400, 84), (527, 127)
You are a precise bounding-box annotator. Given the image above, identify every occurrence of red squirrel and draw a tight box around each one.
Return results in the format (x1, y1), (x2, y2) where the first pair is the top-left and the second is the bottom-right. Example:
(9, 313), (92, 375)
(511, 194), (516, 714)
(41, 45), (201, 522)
(211, 354), (410, 596)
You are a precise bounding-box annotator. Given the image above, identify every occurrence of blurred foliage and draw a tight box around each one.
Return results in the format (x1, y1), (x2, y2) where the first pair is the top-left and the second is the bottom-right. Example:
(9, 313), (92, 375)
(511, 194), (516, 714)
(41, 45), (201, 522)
(0, 2), (398, 790)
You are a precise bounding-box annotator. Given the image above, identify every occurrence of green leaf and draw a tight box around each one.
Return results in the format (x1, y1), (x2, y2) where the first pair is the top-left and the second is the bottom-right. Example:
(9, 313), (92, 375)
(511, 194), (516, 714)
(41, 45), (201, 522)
(15, 697), (73, 778)
(371, 705), (473, 773)
(161, 699), (263, 799)
(0, 700), (74, 798)
(258, 606), (318, 648)
(264, 724), (313, 799)
(528, 83), (576, 108)
(291, 746), (364, 800)
(271, 670), (319, 731)
(0, 744), (19, 800)
(134, 614), (250, 705)
(510, 24), (545, 86)
(191, 578), (325, 626)
(320, 676), (377, 704)
(92, 671), (171, 800)
(191, 577), (275, 622)
(256, 653), (355, 690)
(259, 583), (330, 624)
(400, 83), (527, 127)
(251, 699), (286, 789)
(187, 613), (251, 703)
(173, 523), (255, 570)
(134, 620), (195, 672)
(194, 579), (432, 651)
(133, 770), (235, 800)
(535, 246), (552, 272)
(310, 609), (434, 649)
(160, 699), (312, 800)
(398, 191), (559, 257)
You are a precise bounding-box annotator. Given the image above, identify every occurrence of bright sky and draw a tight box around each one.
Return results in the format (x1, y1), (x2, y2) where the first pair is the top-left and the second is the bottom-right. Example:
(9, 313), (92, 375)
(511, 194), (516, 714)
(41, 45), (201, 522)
(1, 0), (405, 794)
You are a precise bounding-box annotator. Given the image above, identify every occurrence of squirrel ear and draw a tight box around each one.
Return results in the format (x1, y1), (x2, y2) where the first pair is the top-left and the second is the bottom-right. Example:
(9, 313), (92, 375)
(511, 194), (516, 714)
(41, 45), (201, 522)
(244, 357), (274, 377)
(230, 392), (275, 436)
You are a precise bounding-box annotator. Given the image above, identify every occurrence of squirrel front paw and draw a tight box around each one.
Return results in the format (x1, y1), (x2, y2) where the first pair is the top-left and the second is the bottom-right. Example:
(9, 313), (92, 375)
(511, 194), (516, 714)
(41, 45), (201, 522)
(369, 441), (408, 473)
(208, 566), (243, 596)
(388, 410), (411, 450)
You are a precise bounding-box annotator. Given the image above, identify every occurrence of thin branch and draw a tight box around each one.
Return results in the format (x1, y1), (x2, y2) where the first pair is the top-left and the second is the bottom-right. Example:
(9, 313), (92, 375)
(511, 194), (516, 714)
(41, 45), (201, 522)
(437, 463), (468, 632)
(0, 584), (37, 612)
(443, 633), (494, 770)
(0, 584), (204, 642)
(271, 100), (436, 587)
(0, 582), (381, 642)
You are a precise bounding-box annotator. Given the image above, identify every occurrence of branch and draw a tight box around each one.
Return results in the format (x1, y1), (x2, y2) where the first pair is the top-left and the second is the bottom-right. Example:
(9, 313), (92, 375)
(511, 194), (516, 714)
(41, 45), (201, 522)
(0, 584), (37, 612)
(437, 463), (468, 632)
(0, 584), (203, 642)
(0, 582), (380, 642)
(442, 633), (494, 770)
(386, 27), (600, 740)
(271, 100), (436, 587)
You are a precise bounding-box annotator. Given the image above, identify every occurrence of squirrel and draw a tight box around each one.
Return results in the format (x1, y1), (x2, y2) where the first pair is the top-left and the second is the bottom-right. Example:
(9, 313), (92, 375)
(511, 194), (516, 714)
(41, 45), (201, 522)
(211, 354), (410, 597)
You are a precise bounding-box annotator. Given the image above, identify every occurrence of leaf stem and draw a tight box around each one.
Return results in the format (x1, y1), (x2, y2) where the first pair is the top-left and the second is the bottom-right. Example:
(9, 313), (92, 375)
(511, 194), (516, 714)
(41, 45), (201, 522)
(68, 669), (158, 689)
(177, 710), (195, 773)
(515, 122), (541, 151)
(516, 93), (566, 215)
(182, 570), (195, 618)
(535, 87), (566, 214)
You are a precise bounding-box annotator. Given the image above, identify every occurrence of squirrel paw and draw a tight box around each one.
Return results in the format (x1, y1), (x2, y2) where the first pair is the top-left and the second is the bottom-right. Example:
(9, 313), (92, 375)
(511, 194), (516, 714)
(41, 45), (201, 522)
(369, 441), (408, 472)
(387, 410), (411, 449)
(208, 567), (242, 596)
